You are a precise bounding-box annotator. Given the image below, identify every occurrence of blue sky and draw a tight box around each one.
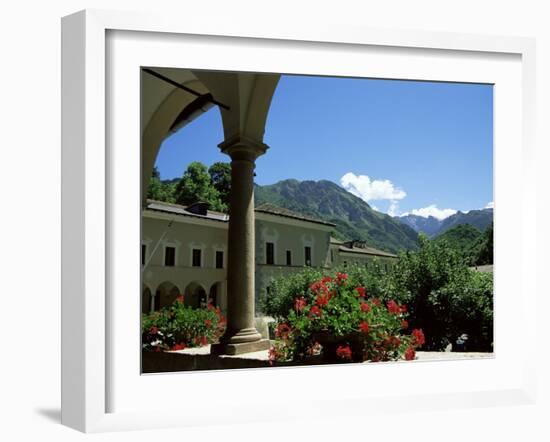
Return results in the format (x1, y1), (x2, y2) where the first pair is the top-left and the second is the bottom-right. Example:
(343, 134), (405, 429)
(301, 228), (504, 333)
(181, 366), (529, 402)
(155, 75), (493, 219)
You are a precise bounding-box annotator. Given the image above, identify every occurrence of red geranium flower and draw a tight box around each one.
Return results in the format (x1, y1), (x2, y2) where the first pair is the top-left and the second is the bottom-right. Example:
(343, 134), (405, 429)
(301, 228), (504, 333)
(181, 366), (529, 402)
(355, 287), (366, 298)
(268, 347), (280, 365)
(275, 323), (291, 339)
(294, 296), (307, 312)
(360, 302), (371, 313)
(200, 335), (208, 346)
(405, 346), (416, 360)
(399, 304), (408, 313)
(315, 293), (329, 307)
(336, 272), (348, 284)
(336, 344), (353, 361)
(175, 295), (184, 304)
(322, 276), (333, 284)
(400, 320), (409, 330)
(387, 300), (400, 314)
(171, 343), (186, 351)
(309, 305), (322, 318)
(359, 321), (370, 334)
(149, 326), (158, 335)
(205, 319), (212, 327)
(371, 298), (382, 307)
(310, 281), (322, 293)
(412, 329), (425, 347)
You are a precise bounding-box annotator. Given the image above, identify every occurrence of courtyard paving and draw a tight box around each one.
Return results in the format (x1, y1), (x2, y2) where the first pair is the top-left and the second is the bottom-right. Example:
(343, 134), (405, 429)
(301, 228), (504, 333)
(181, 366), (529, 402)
(169, 344), (493, 362)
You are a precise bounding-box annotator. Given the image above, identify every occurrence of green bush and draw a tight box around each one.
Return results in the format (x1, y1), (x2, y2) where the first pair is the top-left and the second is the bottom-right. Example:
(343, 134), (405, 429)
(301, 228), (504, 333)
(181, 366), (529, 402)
(387, 234), (493, 351)
(142, 296), (226, 352)
(259, 266), (324, 319)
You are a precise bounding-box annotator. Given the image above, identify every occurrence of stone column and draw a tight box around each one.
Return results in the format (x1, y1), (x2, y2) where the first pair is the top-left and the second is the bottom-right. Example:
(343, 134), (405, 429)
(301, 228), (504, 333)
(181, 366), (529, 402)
(211, 135), (271, 355)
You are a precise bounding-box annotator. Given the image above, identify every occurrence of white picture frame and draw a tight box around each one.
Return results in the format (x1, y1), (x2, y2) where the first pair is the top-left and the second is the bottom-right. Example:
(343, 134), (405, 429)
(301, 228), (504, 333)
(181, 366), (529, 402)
(61, 9), (537, 433)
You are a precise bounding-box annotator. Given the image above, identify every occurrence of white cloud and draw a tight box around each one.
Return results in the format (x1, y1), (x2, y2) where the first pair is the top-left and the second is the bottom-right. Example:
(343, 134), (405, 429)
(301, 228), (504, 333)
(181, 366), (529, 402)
(484, 201), (494, 209)
(340, 172), (406, 202)
(387, 201), (400, 217)
(371, 205), (380, 212)
(403, 204), (457, 220)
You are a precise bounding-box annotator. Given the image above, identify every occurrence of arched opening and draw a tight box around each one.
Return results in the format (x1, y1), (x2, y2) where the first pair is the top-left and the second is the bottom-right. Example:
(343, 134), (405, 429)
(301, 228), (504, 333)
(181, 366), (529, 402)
(208, 281), (224, 307)
(142, 69), (280, 354)
(141, 69), (222, 203)
(142, 285), (152, 314)
(154, 281), (181, 311)
(184, 281), (207, 309)
(141, 69), (280, 202)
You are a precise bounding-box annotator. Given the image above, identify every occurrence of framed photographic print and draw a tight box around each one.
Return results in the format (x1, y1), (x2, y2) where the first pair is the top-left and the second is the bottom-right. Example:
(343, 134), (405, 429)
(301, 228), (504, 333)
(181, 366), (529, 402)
(61, 9), (537, 433)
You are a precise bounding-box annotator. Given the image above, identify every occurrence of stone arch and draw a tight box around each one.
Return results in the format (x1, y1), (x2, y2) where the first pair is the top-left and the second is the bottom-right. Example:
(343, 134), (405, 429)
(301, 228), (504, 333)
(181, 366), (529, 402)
(208, 281), (225, 308)
(184, 281), (207, 309)
(141, 69), (214, 204)
(154, 281), (181, 310)
(191, 71), (280, 141)
(141, 69), (280, 204)
(142, 284), (153, 314)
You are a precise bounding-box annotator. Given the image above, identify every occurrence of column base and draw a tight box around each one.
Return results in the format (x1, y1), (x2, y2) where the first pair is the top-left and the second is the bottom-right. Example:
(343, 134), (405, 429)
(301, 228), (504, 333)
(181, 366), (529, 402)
(211, 338), (271, 356)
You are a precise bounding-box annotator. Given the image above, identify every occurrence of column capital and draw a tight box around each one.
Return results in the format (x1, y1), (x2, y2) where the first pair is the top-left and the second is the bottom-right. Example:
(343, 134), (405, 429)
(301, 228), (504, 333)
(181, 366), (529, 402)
(218, 134), (269, 162)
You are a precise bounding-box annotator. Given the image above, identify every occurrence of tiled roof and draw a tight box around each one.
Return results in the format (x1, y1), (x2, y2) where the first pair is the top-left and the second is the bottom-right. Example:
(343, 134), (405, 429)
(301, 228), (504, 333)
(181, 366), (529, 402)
(146, 200), (335, 227)
(337, 244), (398, 258)
(330, 237), (398, 258)
(146, 200), (229, 222)
(254, 203), (336, 227)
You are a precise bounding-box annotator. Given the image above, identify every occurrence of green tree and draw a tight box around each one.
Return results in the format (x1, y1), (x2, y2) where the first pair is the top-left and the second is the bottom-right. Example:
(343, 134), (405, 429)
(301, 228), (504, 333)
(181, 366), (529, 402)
(174, 161), (226, 211)
(147, 166), (176, 203)
(208, 162), (232, 209)
(471, 223), (493, 265)
(434, 224), (482, 262)
(388, 234), (493, 350)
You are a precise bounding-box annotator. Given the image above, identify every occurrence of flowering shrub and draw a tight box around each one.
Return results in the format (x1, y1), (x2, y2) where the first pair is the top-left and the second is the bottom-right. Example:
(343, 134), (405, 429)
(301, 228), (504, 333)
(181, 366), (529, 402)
(269, 273), (425, 364)
(263, 235), (493, 352)
(142, 295), (226, 352)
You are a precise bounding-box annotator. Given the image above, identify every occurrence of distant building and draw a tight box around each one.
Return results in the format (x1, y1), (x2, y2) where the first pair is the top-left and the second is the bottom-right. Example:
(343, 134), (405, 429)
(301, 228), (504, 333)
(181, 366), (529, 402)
(470, 264), (493, 273)
(141, 200), (398, 315)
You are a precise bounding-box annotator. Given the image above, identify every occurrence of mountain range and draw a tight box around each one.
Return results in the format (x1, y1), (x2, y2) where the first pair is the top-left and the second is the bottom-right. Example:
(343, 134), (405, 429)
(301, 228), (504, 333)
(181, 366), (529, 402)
(157, 171), (493, 255)
(254, 179), (494, 254)
(396, 208), (493, 238)
(254, 179), (419, 253)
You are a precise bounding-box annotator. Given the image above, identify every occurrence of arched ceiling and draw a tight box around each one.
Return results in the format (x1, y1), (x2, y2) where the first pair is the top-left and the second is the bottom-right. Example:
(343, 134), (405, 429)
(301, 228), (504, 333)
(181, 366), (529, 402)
(141, 67), (208, 134)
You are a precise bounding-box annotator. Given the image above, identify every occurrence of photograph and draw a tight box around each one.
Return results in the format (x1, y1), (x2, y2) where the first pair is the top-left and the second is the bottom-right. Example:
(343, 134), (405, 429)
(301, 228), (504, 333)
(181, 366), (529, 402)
(140, 67), (494, 373)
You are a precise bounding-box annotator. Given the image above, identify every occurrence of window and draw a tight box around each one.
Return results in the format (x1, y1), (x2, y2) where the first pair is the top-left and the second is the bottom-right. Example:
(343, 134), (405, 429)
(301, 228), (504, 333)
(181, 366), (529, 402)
(192, 248), (202, 267)
(286, 250), (292, 266)
(164, 246), (175, 266)
(141, 244), (147, 266)
(343, 260), (347, 268)
(330, 249), (334, 262)
(215, 250), (224, 269)
(266, 242), (275, 265)
(384, 263), (388, 272)
(304, 246), (312, 266)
